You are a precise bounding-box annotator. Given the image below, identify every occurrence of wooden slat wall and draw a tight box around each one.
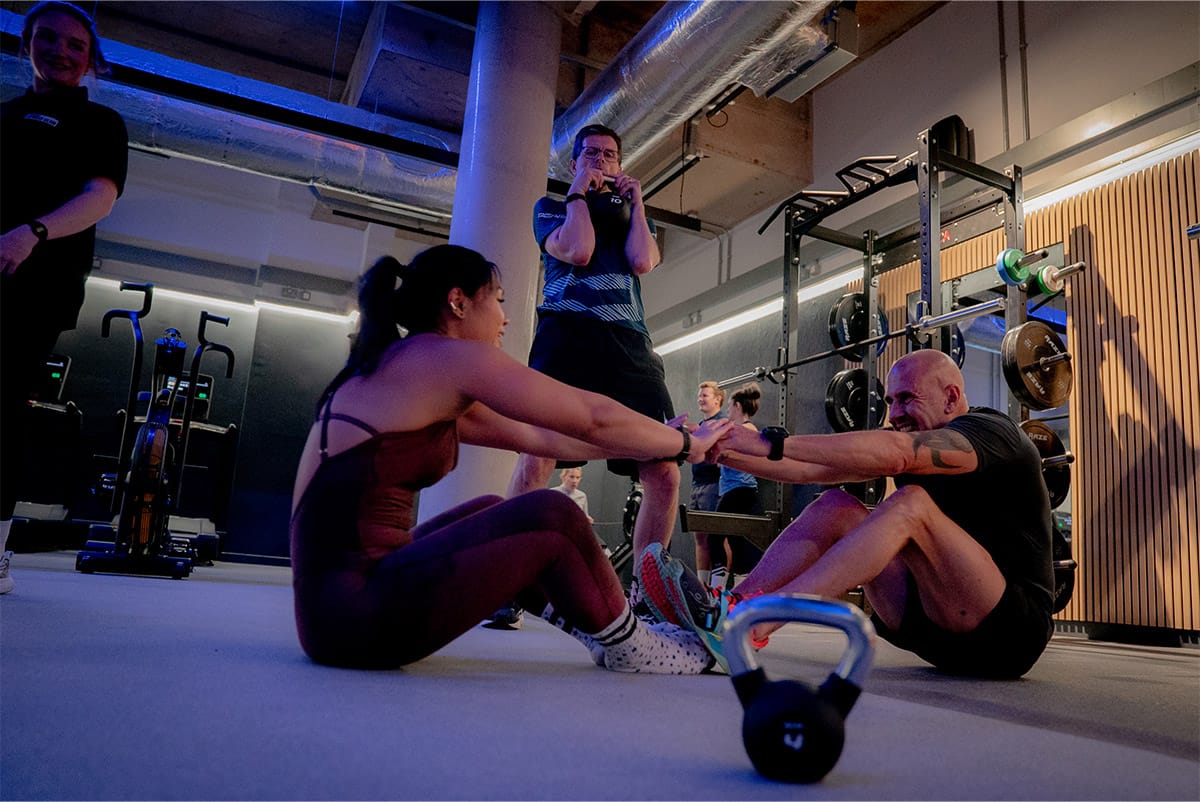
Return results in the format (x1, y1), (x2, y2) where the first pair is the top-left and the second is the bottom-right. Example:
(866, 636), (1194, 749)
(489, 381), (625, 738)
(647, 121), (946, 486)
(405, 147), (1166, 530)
(850, 150), (1199, 630)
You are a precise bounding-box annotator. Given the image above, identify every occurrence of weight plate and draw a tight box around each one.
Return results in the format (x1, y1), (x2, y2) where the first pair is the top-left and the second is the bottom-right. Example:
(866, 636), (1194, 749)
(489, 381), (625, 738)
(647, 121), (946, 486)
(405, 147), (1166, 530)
(1020, 419), (1072, 509)
(1052, 564), (1075, 614)
(1035, 264), (1065, 296)
(996, 248), (1030, 286)
(951, 324), (966, 368)
(825, 368), (886, 432)
(1001, 320), (1072, 410)
(827, 293), (889, 361)
(838, 476), (887, 505)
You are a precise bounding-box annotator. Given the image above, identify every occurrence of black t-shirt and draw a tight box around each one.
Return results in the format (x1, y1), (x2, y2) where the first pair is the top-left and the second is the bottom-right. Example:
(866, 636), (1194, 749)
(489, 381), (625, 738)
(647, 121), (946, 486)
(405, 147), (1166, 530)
(894, 407), (1054, 612)
(1, 86), (128, 328)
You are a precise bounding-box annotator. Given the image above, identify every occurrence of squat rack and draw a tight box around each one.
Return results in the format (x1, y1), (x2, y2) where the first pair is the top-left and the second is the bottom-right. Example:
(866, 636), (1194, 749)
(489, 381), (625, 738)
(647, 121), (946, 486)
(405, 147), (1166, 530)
(695, 115), (1031, 534)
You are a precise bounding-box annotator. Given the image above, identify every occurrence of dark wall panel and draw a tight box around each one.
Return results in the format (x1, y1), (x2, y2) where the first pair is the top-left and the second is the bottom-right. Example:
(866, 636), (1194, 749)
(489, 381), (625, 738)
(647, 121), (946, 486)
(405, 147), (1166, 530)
(224, 308), (351, 559)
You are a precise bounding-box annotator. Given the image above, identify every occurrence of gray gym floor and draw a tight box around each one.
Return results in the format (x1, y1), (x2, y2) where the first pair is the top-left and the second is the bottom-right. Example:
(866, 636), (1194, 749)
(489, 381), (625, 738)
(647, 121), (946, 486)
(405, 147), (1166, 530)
(1, 551), (1196, 801)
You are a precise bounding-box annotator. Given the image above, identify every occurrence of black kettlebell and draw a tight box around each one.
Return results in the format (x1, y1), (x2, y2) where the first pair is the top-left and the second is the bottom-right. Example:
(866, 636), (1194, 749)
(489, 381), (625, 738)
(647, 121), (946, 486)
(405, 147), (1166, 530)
(726, 595), (875, 784)
(585, 187), (631, 235)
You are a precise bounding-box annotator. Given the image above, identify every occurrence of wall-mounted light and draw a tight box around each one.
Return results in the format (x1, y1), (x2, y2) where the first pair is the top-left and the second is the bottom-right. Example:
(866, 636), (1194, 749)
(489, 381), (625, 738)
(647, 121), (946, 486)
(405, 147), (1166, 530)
(655, 267), (860, 355)
(86, 276), (358, 325)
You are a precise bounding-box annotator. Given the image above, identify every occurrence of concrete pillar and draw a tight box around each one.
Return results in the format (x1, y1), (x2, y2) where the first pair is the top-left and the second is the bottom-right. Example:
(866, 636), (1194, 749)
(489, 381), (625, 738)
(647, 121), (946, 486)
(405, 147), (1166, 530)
(418, 2), (562, 522)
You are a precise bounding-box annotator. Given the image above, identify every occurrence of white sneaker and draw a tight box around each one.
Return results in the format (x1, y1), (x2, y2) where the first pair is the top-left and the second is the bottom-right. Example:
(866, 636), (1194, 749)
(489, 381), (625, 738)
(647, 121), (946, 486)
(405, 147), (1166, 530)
(0, 551), (14, 594)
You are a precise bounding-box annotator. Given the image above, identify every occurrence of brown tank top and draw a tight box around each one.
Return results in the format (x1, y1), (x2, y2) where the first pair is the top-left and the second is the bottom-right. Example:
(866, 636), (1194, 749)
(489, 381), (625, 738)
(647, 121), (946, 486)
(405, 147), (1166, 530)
(291, 411), (459, 563)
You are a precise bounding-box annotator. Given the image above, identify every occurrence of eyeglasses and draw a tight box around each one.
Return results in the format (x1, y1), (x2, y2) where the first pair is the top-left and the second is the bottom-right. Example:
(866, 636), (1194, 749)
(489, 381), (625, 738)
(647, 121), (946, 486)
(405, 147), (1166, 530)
(580, 146), (619, 162)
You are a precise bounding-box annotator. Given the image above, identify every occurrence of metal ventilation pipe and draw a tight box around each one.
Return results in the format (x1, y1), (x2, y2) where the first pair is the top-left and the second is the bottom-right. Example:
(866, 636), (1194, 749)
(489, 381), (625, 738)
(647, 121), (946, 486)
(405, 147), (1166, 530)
(549, 0), (830, 178)
(0, 42), (459, 215)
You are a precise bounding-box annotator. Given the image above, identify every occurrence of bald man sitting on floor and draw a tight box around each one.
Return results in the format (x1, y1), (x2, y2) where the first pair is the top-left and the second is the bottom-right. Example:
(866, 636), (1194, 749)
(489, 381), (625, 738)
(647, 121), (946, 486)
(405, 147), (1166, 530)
(640, 349), (1056, 679)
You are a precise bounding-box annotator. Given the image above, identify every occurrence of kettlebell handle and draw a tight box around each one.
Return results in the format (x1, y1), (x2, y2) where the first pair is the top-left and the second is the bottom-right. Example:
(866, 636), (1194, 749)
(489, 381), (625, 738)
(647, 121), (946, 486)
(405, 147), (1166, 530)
(725, 594), (876, 690)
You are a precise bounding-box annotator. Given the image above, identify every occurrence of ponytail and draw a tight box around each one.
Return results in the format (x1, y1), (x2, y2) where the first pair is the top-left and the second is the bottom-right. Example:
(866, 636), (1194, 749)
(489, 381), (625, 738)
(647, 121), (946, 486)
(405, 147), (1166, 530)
(315, 246), (498, 415)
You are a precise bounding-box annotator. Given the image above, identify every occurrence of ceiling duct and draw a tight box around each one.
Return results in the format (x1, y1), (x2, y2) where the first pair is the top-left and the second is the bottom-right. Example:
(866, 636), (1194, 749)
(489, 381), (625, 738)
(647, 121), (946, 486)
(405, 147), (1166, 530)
(549, 0), (841, 179)
(0, 8), (460, 218)
(3, 3), (854, 226)
(763, 5), (858, 102)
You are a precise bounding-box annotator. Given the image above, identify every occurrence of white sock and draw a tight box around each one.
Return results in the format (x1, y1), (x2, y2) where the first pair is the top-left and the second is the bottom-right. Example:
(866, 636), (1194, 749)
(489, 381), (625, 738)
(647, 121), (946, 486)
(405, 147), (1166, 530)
(697, 569), (710, 585)
(732, 573), (749, 589)
(589, 603), (714, 674)
(541, 604), (606, 666)
(0, 518), (11, 553)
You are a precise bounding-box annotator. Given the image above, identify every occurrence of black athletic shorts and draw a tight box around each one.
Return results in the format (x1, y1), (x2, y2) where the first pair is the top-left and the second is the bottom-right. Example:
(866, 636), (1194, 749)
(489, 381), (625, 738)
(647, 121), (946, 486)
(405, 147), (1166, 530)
(871, 575), (1054, 679)
(529, 312), (675, 478)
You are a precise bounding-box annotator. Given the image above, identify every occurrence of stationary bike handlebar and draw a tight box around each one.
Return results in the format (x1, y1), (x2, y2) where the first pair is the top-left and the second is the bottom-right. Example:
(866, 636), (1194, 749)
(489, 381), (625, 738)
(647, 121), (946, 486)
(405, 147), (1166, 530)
(100, 282), (154, 338)
(175, 312), (236, 508)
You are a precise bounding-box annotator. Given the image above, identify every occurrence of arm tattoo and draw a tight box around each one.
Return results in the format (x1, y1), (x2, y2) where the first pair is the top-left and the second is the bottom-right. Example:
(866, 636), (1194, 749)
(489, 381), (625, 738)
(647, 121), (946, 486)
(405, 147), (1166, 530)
(911, 429), (974, 469)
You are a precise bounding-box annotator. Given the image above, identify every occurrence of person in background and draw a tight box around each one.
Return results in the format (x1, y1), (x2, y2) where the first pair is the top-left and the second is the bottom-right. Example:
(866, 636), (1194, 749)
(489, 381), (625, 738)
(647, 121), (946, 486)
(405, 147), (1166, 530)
(552, 467), (593, 524)
(0, 1), (128, 595)
(690, 381), (725, 586)
(707, 383), (764, 591)
(504, 122), (673, 619)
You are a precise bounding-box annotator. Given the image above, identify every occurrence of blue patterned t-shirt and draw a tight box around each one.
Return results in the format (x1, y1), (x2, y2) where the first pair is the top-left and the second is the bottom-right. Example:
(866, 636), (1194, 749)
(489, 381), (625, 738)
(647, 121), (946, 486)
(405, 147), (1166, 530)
(532, 195), (655, 336)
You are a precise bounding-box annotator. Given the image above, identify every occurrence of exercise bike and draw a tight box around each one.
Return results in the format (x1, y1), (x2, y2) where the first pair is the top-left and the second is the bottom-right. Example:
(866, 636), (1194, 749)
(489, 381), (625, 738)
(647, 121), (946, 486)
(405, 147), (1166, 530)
(77, 282), (234, 579)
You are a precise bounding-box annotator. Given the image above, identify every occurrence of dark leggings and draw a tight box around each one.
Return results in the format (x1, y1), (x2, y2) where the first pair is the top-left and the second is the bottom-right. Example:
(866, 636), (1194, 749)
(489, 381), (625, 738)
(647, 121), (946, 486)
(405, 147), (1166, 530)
(707, 486), (764, 575)
(292, 489), (624, 669)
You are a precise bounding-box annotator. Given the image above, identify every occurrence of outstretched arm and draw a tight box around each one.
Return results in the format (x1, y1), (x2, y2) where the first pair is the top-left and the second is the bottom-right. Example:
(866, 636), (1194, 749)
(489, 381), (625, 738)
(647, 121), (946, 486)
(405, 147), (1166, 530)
(412, 336), (730, 463)
(715, 423), (978, 483)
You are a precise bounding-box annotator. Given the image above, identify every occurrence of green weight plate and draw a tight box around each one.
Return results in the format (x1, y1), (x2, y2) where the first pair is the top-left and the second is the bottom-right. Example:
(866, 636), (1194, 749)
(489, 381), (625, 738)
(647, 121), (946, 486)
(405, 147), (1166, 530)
(1035, 264), (1065, 296)
(1001, 320), (1072, 410)
(996, 248), (1030, 285)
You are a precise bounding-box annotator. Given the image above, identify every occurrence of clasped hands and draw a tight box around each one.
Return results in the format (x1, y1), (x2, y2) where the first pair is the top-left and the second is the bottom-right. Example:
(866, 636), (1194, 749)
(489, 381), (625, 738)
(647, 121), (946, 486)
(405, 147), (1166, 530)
(667, 415), (768, 465)
(569, 166), (644, 207)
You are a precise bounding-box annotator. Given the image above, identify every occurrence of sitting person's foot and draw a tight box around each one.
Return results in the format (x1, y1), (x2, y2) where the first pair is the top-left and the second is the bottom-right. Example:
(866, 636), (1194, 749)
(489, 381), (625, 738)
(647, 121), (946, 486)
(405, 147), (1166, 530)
(638, 543), (748, 672)
(481, 603), (523, 630)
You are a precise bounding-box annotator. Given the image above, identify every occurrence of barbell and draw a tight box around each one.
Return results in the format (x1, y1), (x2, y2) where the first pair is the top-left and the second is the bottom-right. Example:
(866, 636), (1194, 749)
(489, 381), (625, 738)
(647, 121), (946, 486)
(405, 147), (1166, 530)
(718, 297), (1007, 389)
(726, 594), (875, 783)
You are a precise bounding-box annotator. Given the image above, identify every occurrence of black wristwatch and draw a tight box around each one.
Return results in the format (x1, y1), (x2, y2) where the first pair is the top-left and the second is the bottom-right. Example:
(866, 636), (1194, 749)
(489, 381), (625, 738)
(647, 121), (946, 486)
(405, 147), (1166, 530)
(27, 220), (48, 243)
(760, 426), (789, 461)
(672, 425), (691, 465)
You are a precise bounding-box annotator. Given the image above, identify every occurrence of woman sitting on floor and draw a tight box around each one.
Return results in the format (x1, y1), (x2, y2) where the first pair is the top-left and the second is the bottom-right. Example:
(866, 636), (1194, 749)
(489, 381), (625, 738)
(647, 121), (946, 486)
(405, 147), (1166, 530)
(290, 244), (730, 673)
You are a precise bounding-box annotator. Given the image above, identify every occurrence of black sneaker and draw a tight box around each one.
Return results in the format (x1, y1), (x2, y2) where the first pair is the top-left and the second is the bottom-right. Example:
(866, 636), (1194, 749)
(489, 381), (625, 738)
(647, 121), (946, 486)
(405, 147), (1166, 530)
(481, 603), (524, 630)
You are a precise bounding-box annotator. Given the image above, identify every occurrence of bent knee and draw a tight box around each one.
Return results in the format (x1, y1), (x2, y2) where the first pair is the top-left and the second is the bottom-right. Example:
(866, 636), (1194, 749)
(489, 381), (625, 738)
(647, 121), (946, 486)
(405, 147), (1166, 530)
(812, 487), (871, 524)
(522, 489), (592, 534)
(876, 484), (934, 514)
(637, 458), (680, 488)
